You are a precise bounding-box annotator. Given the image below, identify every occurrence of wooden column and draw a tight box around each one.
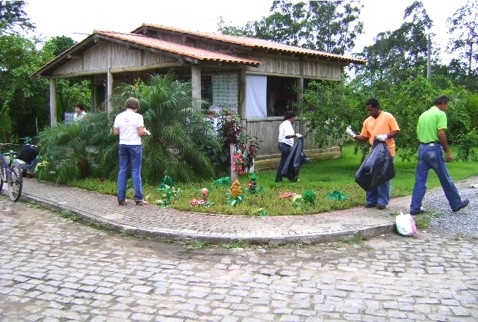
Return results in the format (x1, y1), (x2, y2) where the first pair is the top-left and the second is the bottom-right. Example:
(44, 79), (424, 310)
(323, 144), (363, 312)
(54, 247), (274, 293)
(297, 77), (304, 103)
(49, 79), (57, 126)
(106, 44), (113, 113)
(107, 70), (113, 113)
(230, 143), (238, 182)
(238, 69), (246, 121)
(191, 65), (201, 109)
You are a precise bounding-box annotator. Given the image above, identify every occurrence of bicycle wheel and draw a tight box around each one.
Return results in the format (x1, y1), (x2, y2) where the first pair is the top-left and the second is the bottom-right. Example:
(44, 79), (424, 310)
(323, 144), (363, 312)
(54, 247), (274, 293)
(7, 163), (22, 201)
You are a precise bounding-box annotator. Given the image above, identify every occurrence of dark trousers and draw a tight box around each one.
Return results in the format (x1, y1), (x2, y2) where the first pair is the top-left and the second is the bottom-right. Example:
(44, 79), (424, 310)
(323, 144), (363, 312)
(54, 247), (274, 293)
(275, 143), (292, 182)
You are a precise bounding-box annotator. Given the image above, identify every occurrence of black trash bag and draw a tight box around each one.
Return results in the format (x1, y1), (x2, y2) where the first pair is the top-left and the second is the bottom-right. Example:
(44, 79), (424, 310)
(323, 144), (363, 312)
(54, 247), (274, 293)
(355, 140), (395, 191)
(280, 137), (305, 182)
(18, 144), (39, 164)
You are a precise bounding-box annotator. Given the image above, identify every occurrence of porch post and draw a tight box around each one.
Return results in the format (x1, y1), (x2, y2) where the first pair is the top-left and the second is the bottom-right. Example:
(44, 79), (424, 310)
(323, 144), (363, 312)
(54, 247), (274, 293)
(297, 77), (304, 103)
(238, 69), (246, 121)
(49, 79), (57, 126)
(107, 70), (113, 113)
(191, 65), (201, 109)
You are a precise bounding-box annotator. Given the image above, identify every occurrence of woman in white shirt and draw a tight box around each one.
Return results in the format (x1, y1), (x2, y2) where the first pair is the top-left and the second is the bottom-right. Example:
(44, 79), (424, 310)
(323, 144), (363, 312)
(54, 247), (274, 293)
(275, 111), (301, 182)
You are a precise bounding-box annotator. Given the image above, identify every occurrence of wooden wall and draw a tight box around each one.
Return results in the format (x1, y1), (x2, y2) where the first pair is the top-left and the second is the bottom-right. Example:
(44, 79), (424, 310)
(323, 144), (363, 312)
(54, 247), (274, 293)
(246, 118), (323, 157)
(53, 42), (178, 77)
(246, 55), (342, 80)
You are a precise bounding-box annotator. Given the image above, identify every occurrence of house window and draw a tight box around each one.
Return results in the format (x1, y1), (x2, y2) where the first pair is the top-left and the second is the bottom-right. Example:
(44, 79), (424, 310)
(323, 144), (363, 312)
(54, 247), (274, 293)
(211, 73), (238, 114)
(267, 76), (298, 117)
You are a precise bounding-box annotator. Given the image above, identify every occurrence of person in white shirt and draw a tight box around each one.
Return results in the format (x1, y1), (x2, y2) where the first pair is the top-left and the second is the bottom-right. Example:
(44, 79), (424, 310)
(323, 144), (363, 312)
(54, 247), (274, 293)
(275, 111), (302, 182)
(113, 97), (151, 206)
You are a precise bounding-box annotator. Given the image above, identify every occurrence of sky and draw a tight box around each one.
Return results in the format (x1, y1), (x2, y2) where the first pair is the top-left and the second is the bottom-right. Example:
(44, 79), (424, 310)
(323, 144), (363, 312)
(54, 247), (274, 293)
(23, 0), (467, 61)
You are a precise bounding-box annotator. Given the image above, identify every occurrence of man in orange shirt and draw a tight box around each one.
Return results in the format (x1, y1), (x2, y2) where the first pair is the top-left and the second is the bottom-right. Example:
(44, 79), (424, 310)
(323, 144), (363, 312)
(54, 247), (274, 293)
(346, 98), (401, 209)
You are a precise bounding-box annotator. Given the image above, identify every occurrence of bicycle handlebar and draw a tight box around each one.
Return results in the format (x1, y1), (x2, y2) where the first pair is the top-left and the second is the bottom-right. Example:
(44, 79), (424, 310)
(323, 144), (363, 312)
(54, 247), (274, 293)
(0, 143), (22, 150)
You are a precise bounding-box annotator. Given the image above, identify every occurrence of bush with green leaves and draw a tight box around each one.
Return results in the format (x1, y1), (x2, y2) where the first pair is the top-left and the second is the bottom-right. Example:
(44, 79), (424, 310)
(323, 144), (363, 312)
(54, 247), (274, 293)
(38, 74), (224, 184)
(37, 112), (117, 183)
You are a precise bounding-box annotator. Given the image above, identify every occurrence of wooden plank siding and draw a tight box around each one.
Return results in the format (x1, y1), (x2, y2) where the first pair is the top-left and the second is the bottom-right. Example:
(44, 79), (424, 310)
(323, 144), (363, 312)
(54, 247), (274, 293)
(246, 118), (322, 158)
(245, 56), (342, 80)
(52, 42), (180, 77)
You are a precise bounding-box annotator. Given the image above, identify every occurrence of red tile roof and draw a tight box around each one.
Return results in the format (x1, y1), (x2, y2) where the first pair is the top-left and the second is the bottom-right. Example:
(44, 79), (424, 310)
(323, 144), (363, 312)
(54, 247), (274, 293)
(95, 30), (261, 66)
(134, 23), (366, 65)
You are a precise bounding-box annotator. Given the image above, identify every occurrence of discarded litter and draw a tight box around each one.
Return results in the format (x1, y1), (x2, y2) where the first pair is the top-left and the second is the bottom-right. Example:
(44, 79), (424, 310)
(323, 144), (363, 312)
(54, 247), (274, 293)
(326, 191), (348, 201)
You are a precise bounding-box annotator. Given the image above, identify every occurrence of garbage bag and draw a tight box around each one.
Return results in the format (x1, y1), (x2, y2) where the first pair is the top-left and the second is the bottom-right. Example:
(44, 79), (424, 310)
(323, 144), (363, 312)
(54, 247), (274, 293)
(280, 137), (305, 182)
(355, 140), (395, 191)
(18, 144), (39, 164)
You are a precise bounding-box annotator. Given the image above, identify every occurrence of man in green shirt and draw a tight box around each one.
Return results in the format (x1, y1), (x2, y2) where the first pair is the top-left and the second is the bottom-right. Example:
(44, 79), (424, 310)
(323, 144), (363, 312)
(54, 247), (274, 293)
(409, 95), (469, 215)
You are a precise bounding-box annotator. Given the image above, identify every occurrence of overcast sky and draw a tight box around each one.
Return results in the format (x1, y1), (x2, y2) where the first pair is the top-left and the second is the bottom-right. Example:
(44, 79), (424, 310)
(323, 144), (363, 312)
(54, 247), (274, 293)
(24, 0), (467, 61)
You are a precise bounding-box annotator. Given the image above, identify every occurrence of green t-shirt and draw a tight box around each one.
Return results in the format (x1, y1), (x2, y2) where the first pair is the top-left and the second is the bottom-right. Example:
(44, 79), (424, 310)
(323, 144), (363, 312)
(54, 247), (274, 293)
(417, 106), (447, 143)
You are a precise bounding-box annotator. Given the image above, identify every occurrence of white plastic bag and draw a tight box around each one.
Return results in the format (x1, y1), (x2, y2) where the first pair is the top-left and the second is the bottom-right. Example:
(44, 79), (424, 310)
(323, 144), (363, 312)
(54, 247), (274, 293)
(395, 211), (417, 237)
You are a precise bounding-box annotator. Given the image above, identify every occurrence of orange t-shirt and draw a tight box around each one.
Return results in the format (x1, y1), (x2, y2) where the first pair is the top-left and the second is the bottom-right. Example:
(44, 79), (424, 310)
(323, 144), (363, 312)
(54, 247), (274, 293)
(360, 111), (400, 156)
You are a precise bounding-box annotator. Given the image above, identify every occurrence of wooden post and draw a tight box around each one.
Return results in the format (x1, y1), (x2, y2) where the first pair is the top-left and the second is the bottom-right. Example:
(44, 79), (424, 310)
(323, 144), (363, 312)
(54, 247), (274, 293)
(49, 79), (57, 126)
(230, 143), (238, 182)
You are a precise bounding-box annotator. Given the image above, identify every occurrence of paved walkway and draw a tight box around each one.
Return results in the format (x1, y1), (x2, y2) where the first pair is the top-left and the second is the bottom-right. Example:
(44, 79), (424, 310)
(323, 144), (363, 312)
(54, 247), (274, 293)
(16, 179), (415, 244)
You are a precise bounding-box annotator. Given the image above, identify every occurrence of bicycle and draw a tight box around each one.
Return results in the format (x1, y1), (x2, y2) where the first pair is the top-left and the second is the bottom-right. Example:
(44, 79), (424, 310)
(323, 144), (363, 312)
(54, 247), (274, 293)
(0, 143), (23, 201)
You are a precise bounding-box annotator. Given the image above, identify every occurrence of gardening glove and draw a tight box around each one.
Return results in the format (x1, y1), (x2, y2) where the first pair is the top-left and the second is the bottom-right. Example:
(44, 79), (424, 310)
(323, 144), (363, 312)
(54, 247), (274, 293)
(144, 129), (151, 136)
(376, 134), (388, 141)
(345, 126), (356, 137)
(295, 133), (303, 138)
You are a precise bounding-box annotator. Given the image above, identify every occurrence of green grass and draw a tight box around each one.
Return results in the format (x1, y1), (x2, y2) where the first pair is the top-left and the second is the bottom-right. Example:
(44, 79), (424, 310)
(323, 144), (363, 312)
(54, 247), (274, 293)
(68, 144), (478, 216)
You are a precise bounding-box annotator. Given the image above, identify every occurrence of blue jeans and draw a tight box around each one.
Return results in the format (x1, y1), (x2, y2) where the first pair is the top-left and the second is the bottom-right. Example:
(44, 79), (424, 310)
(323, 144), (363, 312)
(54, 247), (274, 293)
(117, 144), (143, 202)
(410, 143), (462, 212)
(366, 180), (391, 207)
(16, 156), (39, 174)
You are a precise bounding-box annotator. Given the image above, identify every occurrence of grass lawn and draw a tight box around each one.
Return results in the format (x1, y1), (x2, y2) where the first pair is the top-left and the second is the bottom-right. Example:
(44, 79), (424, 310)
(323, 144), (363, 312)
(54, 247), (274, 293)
(70, 144), (478, 216)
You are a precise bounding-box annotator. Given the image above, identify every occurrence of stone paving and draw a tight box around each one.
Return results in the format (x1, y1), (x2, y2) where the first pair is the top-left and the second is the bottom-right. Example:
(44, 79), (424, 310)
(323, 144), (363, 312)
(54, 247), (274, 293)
(18, 179), (414, 244)
(0, 197), (477, 321)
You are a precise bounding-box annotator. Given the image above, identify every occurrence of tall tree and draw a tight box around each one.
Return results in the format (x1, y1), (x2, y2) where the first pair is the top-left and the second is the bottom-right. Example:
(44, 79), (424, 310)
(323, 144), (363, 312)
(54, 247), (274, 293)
(447, 0), (478, 85)
(0, 0), (34, 35)
(354, 1), (432, 87)
(0, 0), (36, 141)
(0, 35), (49, 139)
(218, 0), (363, 55)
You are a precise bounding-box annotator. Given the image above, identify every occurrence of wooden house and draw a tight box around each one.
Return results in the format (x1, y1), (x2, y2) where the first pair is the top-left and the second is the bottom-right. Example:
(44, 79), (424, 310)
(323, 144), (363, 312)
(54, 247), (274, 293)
(33, 24), (365, 157)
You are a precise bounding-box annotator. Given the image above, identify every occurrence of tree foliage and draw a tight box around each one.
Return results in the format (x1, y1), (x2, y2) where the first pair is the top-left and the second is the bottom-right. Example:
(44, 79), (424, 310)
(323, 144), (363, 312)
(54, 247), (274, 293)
(0, 34), (50, 141)
(218, 0), (363, 55)
(0, 0), (34, 35)
(38, 75), (224, 184)
(447, 0), (478, 89)
(298, 79), (364, 149)
(355, 1), (432, 86)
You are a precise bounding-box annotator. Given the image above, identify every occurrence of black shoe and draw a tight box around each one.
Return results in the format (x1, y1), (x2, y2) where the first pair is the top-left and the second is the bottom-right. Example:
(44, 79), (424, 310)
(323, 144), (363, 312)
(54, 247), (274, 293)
(452, 199), (469, 212)
(364, 203), (376, 208)
(376, 204), (386, 210)
(410, 207), (426, 216)
(118, 200), (127, 206)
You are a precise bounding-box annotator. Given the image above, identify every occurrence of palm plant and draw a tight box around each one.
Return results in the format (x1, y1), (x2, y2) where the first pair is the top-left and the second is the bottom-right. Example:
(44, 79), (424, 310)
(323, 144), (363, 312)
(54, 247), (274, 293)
(110, 74), (221, 183)
(37, 113), (117, 183)
(38, 74), (221, 185)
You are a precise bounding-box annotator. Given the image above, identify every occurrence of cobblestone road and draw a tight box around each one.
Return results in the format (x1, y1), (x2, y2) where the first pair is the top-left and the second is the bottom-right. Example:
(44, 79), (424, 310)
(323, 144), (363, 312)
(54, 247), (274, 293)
(1, 198), (477, 321)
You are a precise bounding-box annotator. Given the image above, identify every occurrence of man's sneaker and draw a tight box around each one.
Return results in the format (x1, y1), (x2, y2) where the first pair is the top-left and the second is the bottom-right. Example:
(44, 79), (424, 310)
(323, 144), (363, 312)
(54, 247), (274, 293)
(376, 204), (386, 210)
(410, 207), (426, 216)
(364, 203), (376, 208)
(452, 199), (470, 212)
